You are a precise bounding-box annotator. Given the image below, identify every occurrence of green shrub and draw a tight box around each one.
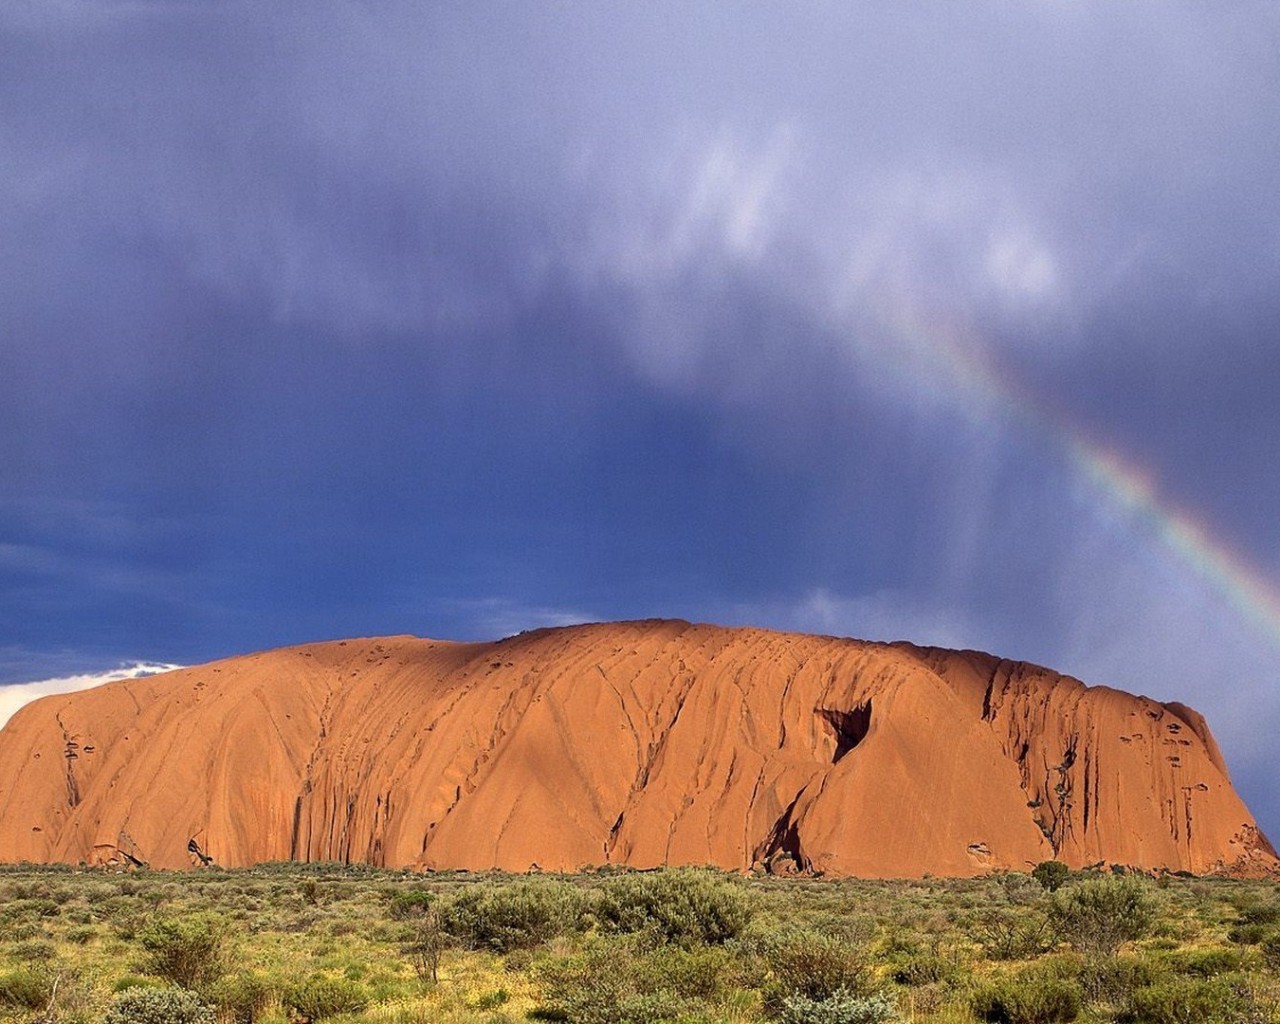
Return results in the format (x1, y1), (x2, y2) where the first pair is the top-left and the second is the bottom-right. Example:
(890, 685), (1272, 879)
(3, 897), (60, 921)
(535, 938), (732, 1024)
(137, 916), (227, 989)
(399, 900), (444, 983)
(1032, 862), (1071, 892)
(777, 990), (898, 1024)
(611, 991), (687, 1024)
(877, 928), (922, 959)
(1226, 922), (1268, 945)
(534, 943), (660, 1024)
(1231, 897), (1280, 927)
(1259, 931), (1280, 971)
(387, 889), (434, 921)
(1125, 975), (1253, 1024)
(474, 988), (510, 1010)
(1158, 947), (1245, 978)
(644, 943), (733, 999)
(889, 953), (958, 987)
(205, 972), (275, 1024)
(973, 972), (1081, 1024)
(764, 930), (877, 1014)
(284, 976), (369, 1020)
(1075, 954), (1166, 1006)
(1049, 877), (1156, 955)
(596, 869), (754, 946)
(440, 879), (586, 951)
(974, 909), (1053, 961)
(0, 968), (53, 1010)
(299, 879), (321, 906)
(103, 986), (216, 1024)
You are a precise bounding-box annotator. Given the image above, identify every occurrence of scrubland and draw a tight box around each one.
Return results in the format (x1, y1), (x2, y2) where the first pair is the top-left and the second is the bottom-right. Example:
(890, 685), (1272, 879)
(0, 862), (1278, 1024)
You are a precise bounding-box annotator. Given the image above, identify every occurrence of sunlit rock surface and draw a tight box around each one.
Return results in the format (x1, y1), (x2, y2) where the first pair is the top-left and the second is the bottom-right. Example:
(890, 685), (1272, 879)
(0, 620), (1272, 877)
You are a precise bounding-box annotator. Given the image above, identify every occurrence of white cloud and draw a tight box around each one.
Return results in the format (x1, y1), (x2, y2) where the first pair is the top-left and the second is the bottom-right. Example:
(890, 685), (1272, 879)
(579, 125), (797, 285)
(563, 126), (800, 391)
(0, 662), (182, 731)
(670, 127), (795, 262)
(984, 225), (1059, 307)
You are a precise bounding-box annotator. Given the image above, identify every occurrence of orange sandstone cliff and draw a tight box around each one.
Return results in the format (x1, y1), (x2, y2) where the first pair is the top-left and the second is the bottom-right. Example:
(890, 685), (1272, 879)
(0, 620), (1272, 877)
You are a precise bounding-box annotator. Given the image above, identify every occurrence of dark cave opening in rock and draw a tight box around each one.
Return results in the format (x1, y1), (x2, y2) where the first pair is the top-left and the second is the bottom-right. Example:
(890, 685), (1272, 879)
(818, 701), (872, 763)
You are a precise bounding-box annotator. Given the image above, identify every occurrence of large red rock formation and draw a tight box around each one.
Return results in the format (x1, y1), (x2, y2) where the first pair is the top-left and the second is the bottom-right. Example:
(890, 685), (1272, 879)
(0, 621), (1272, 877)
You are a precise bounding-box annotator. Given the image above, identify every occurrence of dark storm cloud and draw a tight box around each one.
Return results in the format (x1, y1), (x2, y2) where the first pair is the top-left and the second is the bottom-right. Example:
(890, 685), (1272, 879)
(3, 2), (1279, 829)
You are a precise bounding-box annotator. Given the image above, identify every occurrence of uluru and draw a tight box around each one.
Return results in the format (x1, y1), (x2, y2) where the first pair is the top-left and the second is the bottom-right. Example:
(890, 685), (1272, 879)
(0, 619), (1272, 878)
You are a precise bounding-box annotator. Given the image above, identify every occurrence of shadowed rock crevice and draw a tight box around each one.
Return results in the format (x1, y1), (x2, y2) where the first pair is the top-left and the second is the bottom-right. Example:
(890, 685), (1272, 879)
(756, 789), (813, 875)
(817, 702), (872, 763)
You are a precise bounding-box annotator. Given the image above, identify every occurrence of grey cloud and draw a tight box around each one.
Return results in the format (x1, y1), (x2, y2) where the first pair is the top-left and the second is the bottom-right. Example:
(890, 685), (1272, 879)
(4, 1), (1278, 832)
(8, 1), (1276, 363)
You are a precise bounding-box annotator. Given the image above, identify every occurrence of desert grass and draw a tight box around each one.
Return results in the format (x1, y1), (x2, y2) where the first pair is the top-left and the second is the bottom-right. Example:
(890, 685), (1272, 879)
(0, 863), (1276, 1023)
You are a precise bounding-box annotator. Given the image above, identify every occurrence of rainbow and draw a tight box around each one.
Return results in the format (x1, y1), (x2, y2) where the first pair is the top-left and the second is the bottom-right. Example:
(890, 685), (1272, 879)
(1068, 440), (1280, 650)
(868, 296), (1280, 649)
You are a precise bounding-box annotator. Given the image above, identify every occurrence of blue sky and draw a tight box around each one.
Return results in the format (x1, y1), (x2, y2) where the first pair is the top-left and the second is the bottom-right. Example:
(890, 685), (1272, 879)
(3, 2), (1280, 838)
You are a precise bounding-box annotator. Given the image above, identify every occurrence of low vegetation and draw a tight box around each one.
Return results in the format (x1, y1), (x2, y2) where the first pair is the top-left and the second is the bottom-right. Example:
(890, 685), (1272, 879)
(0, 862), (1276, 1023)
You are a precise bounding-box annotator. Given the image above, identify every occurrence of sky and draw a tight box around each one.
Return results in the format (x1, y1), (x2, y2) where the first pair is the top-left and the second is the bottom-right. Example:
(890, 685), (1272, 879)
(3, 2), (1280, 838)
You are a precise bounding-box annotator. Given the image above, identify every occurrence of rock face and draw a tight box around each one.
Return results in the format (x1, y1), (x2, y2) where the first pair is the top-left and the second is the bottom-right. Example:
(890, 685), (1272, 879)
(0, 620), (1272, 877)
